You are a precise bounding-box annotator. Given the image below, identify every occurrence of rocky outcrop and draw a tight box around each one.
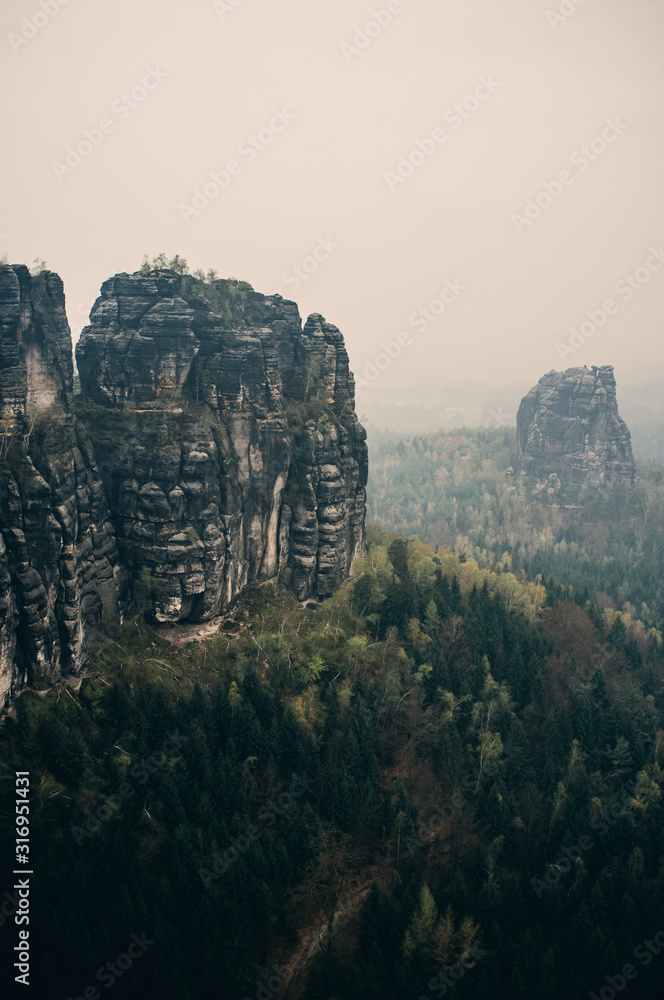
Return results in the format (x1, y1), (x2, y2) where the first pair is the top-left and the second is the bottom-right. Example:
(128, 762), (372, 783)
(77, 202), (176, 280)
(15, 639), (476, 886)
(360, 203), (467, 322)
(0, 264), (367, 706)
(0, 265), (73, 415)
(0, 267), (128, 708)
(75, 271), (367, 622)
(517, 366), (636, 485)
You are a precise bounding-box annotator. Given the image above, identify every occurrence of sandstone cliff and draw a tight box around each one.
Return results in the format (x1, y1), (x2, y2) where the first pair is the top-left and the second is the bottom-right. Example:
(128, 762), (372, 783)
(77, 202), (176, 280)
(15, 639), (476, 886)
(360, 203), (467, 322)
(75, 269), (368, 621)
(517, 365), (636, 485)
(0, 266), (128, 708)
(0, 266), (367, 708)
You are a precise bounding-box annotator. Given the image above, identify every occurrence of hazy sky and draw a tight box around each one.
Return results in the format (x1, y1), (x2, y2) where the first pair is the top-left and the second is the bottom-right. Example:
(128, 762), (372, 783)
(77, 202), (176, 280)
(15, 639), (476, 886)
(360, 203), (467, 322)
(2, 0), (663, 420)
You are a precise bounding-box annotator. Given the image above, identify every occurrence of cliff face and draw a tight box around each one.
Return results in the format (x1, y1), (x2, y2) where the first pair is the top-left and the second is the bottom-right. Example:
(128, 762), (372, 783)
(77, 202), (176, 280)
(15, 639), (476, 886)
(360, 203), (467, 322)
(0, 266), (367, 707)
(0, 266), (128, 708)
(517, 365), (636, 485)
(75, 270), (367, 622)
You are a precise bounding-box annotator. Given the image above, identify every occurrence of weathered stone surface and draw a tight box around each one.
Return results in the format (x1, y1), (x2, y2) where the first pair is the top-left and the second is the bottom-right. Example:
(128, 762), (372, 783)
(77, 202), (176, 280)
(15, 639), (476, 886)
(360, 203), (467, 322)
(517, 366), (636, 485)
(0, 264), (367, 707)
(0, 267), (129, 708)
(0, 264), (73, 415)
(76, 270), (367, 621)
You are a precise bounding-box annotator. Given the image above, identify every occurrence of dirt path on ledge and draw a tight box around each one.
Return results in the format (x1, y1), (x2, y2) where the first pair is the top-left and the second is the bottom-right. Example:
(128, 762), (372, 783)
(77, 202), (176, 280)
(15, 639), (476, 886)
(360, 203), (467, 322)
(153, 614), (234, 647)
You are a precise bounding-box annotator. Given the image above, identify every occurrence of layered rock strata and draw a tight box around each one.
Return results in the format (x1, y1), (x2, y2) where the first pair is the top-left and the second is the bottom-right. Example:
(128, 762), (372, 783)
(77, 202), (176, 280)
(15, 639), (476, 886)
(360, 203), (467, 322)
(0, 266), (367, 707)
(0, 267), (128, 707)
(517, 366), (636, 485)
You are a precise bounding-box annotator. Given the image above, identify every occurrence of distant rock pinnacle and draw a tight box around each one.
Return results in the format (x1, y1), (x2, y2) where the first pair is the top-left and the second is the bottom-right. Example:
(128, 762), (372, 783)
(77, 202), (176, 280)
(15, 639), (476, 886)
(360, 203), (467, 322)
(517, 365), (636, 485)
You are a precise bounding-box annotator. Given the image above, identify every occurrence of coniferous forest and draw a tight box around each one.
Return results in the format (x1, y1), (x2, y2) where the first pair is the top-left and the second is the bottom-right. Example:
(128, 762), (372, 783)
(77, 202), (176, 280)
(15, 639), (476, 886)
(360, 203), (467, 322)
(367, 427), (664, 626)
(4, 0), (664, 995)
(1, 522), (663, 999)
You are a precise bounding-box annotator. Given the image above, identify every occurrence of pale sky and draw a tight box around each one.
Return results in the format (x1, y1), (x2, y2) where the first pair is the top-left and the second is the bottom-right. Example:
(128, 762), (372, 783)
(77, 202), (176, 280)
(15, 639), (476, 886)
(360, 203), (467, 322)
(2, 0), (663, 423)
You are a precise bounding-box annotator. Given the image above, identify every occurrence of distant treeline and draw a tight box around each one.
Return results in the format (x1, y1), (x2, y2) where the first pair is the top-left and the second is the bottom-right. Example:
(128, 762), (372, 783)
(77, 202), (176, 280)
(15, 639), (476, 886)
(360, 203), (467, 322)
(367, 426), (664, 628)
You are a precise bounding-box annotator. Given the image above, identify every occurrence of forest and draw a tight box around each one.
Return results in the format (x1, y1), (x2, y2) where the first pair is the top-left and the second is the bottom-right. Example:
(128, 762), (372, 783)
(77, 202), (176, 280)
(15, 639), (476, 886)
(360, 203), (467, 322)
(0, 526), (662, 999)
(367, 426), (664, 628)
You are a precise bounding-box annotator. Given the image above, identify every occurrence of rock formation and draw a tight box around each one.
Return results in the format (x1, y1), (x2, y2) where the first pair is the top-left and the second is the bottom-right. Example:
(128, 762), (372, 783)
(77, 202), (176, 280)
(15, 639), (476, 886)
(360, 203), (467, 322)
(0, 266), (128, 708)
(0, 265), (367, 708)
(517, 366), (636, 485)
(75, 269), (368, 621)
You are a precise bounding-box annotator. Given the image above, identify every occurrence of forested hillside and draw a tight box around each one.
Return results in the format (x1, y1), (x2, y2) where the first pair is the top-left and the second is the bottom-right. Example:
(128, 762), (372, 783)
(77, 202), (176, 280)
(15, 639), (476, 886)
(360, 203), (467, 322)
(367, 427), (664, 627)
(1, 534), (662, 999)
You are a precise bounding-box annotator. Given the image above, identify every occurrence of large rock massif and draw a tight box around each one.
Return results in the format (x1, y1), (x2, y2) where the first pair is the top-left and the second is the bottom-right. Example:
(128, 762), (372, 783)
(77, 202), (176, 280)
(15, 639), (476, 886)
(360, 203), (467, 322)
(0, 266), (367, 708)
(0, 266), (128, 708)
(517, 366), (636, 485)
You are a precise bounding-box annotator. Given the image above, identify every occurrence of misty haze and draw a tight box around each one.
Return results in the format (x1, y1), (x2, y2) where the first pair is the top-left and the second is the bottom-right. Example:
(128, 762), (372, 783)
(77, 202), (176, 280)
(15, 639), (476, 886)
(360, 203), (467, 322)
(1, 2), (663, 999)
